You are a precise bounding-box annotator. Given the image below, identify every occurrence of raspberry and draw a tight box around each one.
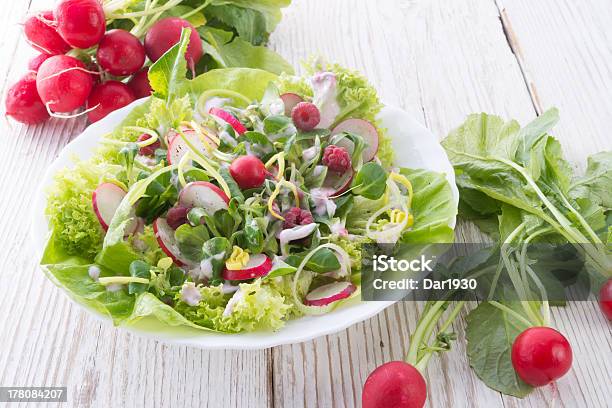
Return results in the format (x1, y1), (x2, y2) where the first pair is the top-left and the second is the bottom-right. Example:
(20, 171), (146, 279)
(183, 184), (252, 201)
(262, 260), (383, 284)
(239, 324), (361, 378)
(291, 102), (320, 132)
(137, 133), (161, 156)
(322, 145), (351, 173)
(167, 206), (191, 230)
(283, 207), (314, 229)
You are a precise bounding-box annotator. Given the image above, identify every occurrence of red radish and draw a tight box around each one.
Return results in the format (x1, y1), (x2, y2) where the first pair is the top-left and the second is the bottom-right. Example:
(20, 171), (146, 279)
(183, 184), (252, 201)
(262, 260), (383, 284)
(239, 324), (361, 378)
(54, 0), (105, 49)
(222, 254), (272, 280)
(229, 156), (267, 189)
(322, 167), (354, 195)
(598, 279), (612, 320)
(153, 218), (189, 266)
(92, 182), (137, 234)
(166, 206), (191, 230)
(280, 93), (303, 116)
(24, 11), (70, 55)
(511, 327), (573, 387)
(137, 133), (160, 156)
(28, 54), (52, 72)
(5, 72), (49, 125)
(209, 107), (247, 135)
(362, 361), (427, 408)
(178, 181), (229, 215)
(144, 17), (203, 72)
(332, 119), (380, 162)
(36, 55), (93, 113)
(167, 128), (217, 164)
(86, 81), (135, 123)
(304, 281), (356, 306)
(127, 67), (152, 99)
(291, 102), (320, 132)
(96, 30), (146, 76)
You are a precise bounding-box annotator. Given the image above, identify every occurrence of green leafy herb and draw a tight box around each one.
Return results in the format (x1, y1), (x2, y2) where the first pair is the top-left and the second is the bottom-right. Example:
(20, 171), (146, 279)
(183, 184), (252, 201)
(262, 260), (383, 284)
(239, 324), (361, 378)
(351, 162), (388, 200)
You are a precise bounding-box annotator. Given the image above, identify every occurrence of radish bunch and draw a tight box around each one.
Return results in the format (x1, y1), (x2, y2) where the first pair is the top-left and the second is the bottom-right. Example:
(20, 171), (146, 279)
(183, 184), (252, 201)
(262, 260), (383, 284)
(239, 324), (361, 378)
(5, 0), (203, 125)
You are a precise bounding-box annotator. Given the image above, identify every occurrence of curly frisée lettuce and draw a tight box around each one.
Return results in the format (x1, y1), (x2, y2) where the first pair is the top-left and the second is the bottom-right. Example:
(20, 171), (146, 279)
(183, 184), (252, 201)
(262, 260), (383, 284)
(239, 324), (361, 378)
(40, 31), (456, 334)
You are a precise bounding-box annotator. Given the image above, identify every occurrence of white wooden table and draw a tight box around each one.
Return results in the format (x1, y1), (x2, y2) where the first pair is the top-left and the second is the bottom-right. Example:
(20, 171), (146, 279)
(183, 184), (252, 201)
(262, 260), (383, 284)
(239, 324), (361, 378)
(1, 1), (611, 407)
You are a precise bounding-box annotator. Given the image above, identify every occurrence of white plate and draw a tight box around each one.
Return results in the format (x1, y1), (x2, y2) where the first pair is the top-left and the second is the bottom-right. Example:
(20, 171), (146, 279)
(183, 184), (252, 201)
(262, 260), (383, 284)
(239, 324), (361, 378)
(31, 98), (458, 350)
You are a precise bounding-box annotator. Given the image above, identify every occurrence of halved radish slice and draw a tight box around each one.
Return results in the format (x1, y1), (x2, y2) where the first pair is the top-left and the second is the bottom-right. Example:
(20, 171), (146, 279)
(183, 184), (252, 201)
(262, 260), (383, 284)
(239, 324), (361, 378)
(332, 119), (379, 162)
(153, 218), (189, 266)
(179, 181), (229, 215)
(167, 129), (218, 164)
(304, 281), (356, 306)
(322, 168), (354, 195)
(209, 107), (247, 135)
(92, 182), (137, 234)
(280, 93), (304, 116)
(223, 254), (272, 280)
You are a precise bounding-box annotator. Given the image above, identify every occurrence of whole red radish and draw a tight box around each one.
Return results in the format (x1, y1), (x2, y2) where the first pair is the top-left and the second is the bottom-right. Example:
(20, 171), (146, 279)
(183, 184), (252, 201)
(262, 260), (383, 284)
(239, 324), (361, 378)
(36, 55), (93, 113)
(97, 30), (146, 76)
(127, 67), (152, 99)
(511, 327), (572, 387)
(229, 156), (267, 189)
(28, 54), (52, 72)
(55, 0), (105, 49)
(24, 11), (71, 55)
(144, 17), (203, 72)
(362, 361), (427, 408)
(86, 81), (135, 123)
(5, 72), (49, 125)
(599, 279), (612, 320)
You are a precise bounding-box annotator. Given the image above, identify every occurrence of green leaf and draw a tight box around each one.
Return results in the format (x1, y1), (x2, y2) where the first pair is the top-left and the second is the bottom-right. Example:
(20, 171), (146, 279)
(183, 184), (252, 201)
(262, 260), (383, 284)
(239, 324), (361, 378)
(398, 168), (457, 244)
(128, 260), (151, 294)
(205, 5), (267, 45)
(164, 5), (207, 28)
(214, 37), (293, 75)
(571, 151), (612, 208)
(148, 27), (191, 101)
(466, 302), (533, 398)
(202, 237), (231, 284)
(219, 167), (245, 202)
(286, 248), (341, 273)
(352, 162), (388, 200)
(175, 224), (210, 262)
(189, 67), (278, 103)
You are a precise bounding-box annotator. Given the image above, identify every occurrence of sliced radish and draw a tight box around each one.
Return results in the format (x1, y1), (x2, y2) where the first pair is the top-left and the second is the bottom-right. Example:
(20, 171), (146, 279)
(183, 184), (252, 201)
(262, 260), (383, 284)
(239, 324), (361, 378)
(179, 181), (229, 215)
(153, 218), (189, 266)
(92, 182), (137, 233)
(322, 168), (354, 195)
(304, 281), (356, 306)
(223, 254), (272, 280)
(332, 119), (379, 163)
(167, 129), (218, 164)
(209, 107), (247, 135)
(280, 93), (304, 116)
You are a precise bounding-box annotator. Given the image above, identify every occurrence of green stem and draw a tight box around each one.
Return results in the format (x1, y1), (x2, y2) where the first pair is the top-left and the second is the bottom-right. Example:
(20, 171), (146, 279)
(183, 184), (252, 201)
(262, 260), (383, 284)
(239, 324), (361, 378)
(489, 301), (533, 327)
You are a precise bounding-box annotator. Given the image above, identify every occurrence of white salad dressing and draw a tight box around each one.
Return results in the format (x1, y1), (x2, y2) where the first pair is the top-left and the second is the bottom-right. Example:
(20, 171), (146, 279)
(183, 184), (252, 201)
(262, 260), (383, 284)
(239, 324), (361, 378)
(278, 223), (318, 256)
(330, 219), (349, 237)
(223, 288), (244, 317)
(311, 72), (341, 129)
(88, 265), (101, 281)
(180, 282), (202, 306)
(106, 283), (123, 292)
(204, 96), (231, 112)
(310, 187), (337, 217)
(221, 282), (240, 295)
(302, 145), (319, 162)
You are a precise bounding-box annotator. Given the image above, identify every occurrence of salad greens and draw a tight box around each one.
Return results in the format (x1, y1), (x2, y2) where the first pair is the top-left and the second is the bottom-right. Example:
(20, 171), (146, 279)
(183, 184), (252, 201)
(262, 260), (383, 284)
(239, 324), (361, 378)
(41, 29), (456, 333)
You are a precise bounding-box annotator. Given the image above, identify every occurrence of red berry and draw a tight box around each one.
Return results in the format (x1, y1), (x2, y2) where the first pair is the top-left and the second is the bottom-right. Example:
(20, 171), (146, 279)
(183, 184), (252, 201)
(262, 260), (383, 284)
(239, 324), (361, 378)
(283, 207), (313, 229)
(291, 102), (320, 132)
(167, 206), (191, 230)
(599, 279), (612, 320)
(137, 133), (161, 156)
(362, 361), (427, 408)
(511, 327), (572, 387)
(229, 155), (267, 189)
(322, 145), (352, 173)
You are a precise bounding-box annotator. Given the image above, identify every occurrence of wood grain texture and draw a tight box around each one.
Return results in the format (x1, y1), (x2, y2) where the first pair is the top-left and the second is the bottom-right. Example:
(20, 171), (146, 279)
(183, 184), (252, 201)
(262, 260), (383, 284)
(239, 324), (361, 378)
(0, 0), (610, 407)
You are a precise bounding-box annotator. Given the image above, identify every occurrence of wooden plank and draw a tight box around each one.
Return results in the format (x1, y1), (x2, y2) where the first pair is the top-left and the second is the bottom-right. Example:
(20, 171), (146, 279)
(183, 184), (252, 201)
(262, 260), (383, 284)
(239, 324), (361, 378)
(269, 0), (548, 407)
(494, 1), (612, 406)
(0, 2), (273, 408)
